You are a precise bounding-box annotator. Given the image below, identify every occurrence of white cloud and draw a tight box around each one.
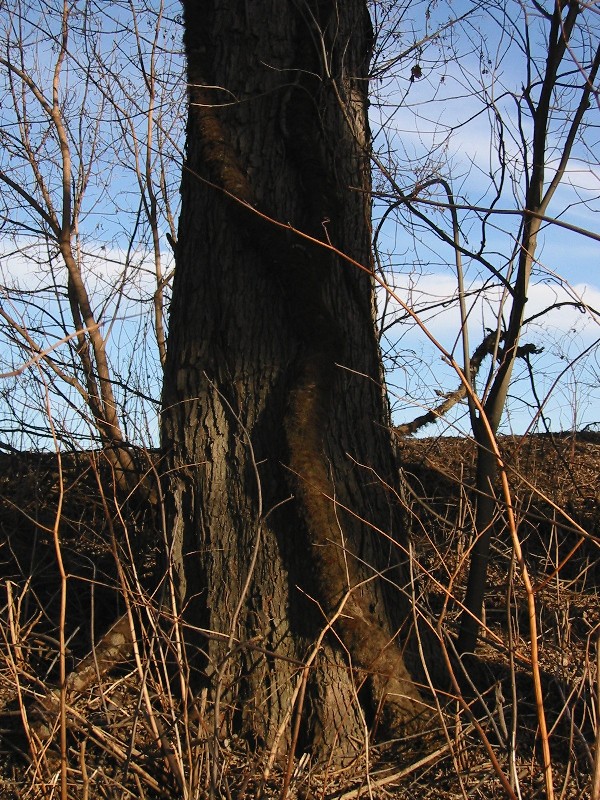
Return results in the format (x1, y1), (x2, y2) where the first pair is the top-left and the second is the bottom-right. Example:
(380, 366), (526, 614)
(0, 237), (172, 299)
(379, 272), (600, 355)
(381, 272), (600, 435)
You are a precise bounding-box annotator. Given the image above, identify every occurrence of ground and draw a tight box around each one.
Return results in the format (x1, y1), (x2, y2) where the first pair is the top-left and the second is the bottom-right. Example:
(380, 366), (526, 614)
(0, 433), (598, 798)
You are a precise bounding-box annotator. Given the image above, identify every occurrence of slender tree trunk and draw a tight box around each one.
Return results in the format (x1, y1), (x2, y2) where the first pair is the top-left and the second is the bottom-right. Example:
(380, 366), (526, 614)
(161, 0), (430, 761)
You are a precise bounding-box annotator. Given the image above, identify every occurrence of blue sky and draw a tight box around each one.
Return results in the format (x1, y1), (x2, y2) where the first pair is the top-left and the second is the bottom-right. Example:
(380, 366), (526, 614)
(0, 0), (598, 449)
(369, 0), (600, 435)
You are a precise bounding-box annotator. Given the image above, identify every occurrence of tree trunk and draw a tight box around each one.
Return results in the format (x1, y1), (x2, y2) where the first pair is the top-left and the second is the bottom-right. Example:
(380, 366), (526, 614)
(161, 0), (430, 763)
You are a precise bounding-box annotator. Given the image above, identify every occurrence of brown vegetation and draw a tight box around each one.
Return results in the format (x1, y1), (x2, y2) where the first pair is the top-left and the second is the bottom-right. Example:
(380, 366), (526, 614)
(0, 433), (597, 798)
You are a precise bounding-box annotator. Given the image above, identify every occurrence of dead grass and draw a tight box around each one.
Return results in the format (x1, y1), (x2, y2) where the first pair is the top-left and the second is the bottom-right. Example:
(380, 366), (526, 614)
(0, 435), (598, 799)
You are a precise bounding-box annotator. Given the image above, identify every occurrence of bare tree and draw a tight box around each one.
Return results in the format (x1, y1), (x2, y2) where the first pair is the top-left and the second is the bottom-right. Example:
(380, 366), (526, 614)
(370, 7), (599, 792)
(0, 0), (183, 486)
(161, 0), (435, 766)
(0, 1), (598, 796)
(370, 0), (599, 644)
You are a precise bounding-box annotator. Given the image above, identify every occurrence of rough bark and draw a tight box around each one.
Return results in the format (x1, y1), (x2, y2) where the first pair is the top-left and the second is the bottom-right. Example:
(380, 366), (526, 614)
(161, 0), (431, 762)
